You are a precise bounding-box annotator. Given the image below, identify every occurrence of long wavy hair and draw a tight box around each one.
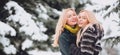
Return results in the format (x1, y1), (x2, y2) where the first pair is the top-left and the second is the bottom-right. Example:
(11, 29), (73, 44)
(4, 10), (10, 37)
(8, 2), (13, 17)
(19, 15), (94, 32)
(76, 10), (103, 46)
(53, 8), (76, 46)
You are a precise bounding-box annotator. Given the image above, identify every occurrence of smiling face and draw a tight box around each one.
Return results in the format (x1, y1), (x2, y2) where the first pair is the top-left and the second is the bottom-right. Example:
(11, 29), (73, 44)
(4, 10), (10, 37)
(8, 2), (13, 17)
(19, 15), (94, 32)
(78, 12), (89, 28)
(66, 10), (78, 27)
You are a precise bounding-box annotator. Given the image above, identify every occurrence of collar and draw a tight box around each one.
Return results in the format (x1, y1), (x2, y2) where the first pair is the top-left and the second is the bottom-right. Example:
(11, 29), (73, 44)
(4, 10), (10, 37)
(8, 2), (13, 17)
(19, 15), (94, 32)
(64, 25), (80, 34)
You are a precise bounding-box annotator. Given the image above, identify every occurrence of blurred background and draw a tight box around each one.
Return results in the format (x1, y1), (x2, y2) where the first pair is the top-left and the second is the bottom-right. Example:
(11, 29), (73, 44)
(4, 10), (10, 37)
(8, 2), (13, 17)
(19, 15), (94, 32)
(0, 0), (120, 55)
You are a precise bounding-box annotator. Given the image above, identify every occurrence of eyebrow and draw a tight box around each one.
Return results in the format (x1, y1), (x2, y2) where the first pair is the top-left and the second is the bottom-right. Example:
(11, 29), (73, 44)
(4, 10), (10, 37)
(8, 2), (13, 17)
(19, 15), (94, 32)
(79, 15), (86, 18)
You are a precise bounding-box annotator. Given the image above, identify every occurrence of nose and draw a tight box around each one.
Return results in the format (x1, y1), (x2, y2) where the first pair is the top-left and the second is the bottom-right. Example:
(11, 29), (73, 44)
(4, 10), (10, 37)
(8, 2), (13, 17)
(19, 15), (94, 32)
(73, 16), (77, 19)
(78, 18), (82, 22)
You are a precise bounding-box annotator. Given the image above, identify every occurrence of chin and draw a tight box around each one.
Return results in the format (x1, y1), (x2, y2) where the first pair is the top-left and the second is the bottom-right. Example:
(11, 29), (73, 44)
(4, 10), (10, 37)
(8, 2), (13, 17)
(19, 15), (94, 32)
(78, 25), (82, 27)
(71, 23), (77, 25)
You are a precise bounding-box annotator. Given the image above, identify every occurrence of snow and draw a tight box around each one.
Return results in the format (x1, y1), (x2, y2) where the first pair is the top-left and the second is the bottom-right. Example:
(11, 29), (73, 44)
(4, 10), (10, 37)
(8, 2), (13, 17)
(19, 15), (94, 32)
(52, 9), (61, 15)
(102, 17), (111, 36)
(0, 37), (10, 47)
(5, 1), (48, 41)
(101, 1), (119, 17)
(91, 0), (118, 5)
(85, 4), (106, 11)
(79, 0), (88, 4)
(85, 0), (119, 18)
(38, 4), (47, 13)
(3, 45), (16, 54)
(109, 12), (120, 35)
(28, 49), (61, 55)
(0, 1), (49, 54)
(95, 13), (104, 23)
(36, 3), (49, 20)
(102, 12), (120, 40)
(22, 39), (33, 50)
(36, 22), (47, 32)
(114, 43), (120, 55)
(0, 21), (16, 36)
(0, 37), (16, 54)
(19, 23), (40, 36)
(32, 32), (48, 41)
(5, 1), (32, 26)
(38, 13), (49, 20)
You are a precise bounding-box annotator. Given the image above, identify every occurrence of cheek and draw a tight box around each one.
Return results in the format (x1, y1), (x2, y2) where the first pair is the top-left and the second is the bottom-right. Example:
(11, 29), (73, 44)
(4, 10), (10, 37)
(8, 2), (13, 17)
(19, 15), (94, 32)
(67, 18), (77, 25)
(75, 18), (78, 21)
(67, 18), (71, 23)
(66, 18), (71, 24)
(78, 19), (88, 26)
(83, 20), (89, 25)
(78, 19), (81, 22)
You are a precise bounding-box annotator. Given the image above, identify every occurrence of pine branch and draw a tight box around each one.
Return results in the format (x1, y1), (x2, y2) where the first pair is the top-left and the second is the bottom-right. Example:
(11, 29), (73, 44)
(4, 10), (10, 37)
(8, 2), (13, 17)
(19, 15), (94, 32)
(102, 36), (120, 48)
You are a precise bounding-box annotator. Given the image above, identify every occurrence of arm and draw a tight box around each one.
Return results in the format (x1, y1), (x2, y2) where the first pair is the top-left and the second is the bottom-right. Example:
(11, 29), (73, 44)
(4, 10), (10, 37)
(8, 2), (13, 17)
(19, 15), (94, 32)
(80, 24), (103, 55)
(70, 29), (81, 55)
(70, 43), (81, 55)
(52, 34), (59, 47)
(70, 24), (103, 55)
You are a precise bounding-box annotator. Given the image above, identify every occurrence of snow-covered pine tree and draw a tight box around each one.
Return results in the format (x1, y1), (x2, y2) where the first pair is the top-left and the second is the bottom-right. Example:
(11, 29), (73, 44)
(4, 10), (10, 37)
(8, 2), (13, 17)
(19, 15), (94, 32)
(0, 0), (49, 55)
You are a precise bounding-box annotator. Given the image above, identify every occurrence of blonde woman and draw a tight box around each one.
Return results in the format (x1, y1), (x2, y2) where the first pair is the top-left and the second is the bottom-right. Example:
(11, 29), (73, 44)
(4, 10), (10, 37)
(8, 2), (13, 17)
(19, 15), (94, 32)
(52, 8), (80, 55)
(70, 10), (104, 55)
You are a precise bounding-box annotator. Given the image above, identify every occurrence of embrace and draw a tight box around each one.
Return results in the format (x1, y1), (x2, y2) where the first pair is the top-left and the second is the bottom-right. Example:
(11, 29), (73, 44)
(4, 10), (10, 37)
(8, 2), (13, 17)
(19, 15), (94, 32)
(52, 8), (104, 55)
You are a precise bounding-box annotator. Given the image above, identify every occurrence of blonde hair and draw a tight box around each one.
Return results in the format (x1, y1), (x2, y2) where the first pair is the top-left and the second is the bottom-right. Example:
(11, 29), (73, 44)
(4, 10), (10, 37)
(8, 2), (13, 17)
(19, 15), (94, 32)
(52, 8), (76, 47)
(76, 10), (100, 47)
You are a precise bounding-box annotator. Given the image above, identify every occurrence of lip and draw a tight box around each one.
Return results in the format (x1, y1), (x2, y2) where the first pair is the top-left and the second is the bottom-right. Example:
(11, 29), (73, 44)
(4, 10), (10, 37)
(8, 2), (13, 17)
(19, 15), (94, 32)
(71, 20), (76, 22)
(78, 22), (83, 24)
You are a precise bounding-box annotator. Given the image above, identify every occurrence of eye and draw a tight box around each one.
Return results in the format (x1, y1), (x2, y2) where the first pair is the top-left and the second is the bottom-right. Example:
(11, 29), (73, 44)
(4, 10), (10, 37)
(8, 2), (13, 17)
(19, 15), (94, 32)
(73, 14), (76, 16)
(83, 16), (87, 19)
(83, 17), (86, 19)
(68, 15), (71, 18)
(79, 16), (81, 19)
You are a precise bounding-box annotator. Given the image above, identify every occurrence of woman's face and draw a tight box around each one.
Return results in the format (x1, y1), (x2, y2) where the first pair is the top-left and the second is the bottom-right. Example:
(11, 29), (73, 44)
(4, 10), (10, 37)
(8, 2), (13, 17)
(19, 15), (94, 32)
(78, 12), (89, 27)
(66, 10), (77, 26)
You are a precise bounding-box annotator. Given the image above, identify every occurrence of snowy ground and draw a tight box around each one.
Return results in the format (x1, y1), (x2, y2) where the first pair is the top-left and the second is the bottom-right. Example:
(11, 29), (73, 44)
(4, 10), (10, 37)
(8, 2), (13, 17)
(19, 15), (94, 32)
(28, 49), (61, 55)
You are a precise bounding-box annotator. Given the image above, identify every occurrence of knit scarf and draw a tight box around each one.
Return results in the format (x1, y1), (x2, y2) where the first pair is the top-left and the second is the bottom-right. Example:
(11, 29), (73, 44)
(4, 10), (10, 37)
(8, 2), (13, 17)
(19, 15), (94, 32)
(64, 25), (80, 34)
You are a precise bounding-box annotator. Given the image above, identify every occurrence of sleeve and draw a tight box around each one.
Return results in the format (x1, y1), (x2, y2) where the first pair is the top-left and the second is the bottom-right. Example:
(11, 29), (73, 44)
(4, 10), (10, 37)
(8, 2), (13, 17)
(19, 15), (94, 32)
(70, 24), (103, 55)
(80, 24), (103, 55)
(70, 43), (81, 55)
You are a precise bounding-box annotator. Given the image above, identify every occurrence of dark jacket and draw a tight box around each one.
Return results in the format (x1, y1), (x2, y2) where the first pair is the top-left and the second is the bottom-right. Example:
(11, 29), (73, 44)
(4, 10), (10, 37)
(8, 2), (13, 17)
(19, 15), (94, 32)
(70, 24), (104, 55)
(59, 29), (76, 55)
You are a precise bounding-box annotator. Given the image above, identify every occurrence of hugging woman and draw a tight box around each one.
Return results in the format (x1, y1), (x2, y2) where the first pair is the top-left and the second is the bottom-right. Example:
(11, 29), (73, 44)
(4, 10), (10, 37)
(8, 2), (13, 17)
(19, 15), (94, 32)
(52, 8), (80, 55)
(70, 10), (104, 55)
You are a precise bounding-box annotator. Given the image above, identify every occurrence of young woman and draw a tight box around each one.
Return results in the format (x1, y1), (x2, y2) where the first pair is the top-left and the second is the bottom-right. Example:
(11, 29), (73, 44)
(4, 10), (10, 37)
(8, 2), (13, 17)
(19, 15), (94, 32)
(70, 10), (104, 55)
(52, 8), (80, 55)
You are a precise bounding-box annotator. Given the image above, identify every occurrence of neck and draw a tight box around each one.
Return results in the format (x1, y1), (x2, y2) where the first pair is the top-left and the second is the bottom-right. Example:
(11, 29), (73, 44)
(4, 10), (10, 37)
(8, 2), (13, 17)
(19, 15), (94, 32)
(64, 24), (80, 34)
(67, 24), (75, 28)
(82, 25), (86, 28)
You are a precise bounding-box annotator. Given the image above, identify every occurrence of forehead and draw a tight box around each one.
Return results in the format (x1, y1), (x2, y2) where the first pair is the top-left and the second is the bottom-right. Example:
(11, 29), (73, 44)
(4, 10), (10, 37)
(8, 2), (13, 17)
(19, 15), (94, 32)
(79, 12), (86, 17)
(67, 10), (75, 14)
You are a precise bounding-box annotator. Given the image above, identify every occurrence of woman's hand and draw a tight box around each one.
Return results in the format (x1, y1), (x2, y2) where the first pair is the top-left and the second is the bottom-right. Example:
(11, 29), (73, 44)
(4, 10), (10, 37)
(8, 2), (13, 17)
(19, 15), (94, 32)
(52, 39), (59, 47)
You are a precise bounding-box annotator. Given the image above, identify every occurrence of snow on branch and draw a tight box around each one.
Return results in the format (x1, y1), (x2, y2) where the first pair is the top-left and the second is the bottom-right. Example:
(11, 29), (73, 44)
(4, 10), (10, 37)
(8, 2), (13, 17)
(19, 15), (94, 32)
(0, 21), (16, 36)
(5, 1), (48, 41)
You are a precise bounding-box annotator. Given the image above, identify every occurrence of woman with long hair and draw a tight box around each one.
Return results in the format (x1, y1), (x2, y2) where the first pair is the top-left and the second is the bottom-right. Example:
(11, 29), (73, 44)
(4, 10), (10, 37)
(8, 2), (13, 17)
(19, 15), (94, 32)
(70, 10), (104, 55)
(52, 8), (80, 55)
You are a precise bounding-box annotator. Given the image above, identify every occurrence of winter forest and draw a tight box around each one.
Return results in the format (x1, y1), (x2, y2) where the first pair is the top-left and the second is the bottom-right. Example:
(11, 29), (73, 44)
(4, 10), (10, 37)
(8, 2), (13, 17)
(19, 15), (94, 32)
(0, 0), (120, 55)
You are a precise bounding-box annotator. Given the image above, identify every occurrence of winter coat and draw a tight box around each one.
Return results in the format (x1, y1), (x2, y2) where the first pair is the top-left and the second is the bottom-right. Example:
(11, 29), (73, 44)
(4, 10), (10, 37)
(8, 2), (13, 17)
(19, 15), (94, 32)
(59, 28), (77, 55)
(70, 24), (104, 55)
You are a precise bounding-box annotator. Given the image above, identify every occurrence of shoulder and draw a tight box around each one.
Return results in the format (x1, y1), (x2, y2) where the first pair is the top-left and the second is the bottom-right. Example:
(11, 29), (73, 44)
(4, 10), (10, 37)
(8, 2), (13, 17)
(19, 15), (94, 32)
(85, 23), (96, 33)
(59, 29), (70, 38)
(86, 23), (102, 32)
(82, 23), (104, 37)
(84, 23), (104, 38)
